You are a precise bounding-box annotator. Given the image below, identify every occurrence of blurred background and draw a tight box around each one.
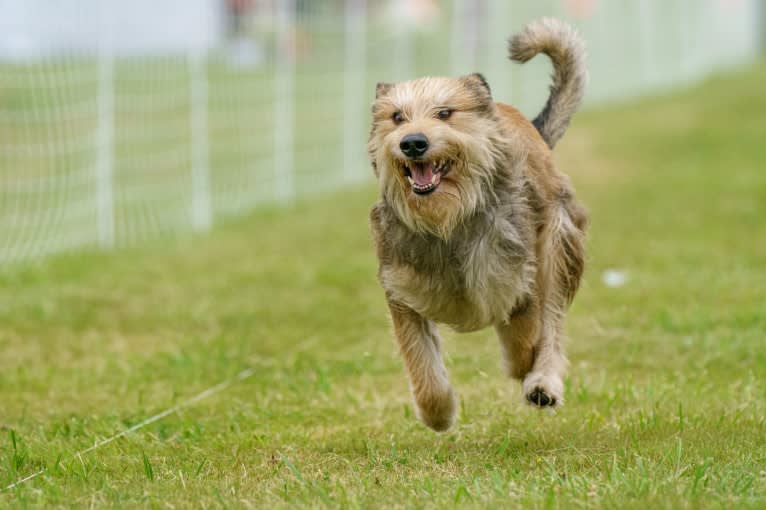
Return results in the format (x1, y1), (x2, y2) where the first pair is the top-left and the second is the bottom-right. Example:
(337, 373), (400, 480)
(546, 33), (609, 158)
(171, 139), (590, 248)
(2, 2), (765, 504)
(0, 0), (762, 266)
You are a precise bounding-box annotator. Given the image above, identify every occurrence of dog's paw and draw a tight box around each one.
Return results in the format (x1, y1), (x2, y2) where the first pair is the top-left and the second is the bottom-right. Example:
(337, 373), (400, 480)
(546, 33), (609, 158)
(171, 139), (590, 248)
(522, 372), (563, 408)
(415, 388), (457, 432)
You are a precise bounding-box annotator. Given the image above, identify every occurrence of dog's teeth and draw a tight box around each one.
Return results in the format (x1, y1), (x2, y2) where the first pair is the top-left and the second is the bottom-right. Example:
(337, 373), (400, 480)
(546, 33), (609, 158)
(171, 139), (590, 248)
(431, 174), (437, 184)
(407, 176), (414, 185)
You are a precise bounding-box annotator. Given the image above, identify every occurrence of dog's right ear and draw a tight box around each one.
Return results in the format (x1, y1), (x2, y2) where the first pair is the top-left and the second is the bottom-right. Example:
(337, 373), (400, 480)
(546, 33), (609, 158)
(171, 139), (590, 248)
(375, 82), (393, 98)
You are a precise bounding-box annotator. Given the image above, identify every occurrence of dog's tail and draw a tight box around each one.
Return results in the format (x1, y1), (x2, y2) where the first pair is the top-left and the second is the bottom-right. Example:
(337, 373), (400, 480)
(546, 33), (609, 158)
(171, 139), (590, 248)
(509, 18), (587, 149)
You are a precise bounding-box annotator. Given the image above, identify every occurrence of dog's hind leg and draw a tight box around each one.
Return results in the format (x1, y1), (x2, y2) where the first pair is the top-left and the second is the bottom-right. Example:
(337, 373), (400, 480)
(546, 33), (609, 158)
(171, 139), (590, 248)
(387, 300), (457, 431)
(495, 295), (564, 407)
(521, 305), (567, 407)
(521, 202), (586, 407)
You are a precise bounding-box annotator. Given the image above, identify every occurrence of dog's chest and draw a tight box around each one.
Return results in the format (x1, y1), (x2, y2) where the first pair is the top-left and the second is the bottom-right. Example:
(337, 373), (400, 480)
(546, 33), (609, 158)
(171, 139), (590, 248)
(381, 217), (532, 331)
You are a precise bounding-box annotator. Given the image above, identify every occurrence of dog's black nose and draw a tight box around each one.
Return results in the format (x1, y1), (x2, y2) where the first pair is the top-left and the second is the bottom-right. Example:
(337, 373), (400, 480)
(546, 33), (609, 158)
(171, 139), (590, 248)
(400, 133), (429, 159)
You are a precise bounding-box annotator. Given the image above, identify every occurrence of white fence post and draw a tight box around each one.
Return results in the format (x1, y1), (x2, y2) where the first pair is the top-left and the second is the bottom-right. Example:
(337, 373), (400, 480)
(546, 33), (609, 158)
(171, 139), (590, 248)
(486, 0), (511, 102)
(189, 49), (212, 231)
(392, 15), (413, 80)
(96, 4), (115, 249)
(274, 0), (295, 203)
(343, 0), (367, 182)
(761, 0), (766, 51)
(450, 0), (465, 76)
(638, 0), (656, 89)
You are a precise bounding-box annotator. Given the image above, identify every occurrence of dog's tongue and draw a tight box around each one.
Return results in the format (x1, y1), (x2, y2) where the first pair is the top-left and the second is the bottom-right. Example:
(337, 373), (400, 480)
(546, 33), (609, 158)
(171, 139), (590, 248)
(411, 162), (439, 187)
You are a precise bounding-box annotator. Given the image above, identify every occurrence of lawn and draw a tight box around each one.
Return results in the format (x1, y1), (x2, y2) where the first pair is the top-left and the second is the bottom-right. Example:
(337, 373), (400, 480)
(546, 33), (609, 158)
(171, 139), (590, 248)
(1, 62), (765, 508)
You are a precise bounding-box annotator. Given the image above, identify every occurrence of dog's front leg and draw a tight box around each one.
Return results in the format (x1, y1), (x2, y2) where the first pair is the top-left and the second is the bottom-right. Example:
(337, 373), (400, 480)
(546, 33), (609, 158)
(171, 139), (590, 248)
(387, 300), (457, 431)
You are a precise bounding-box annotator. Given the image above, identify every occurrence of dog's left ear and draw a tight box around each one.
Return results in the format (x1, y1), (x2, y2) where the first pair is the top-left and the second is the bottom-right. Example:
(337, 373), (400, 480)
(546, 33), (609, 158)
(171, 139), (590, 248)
(462, 73), (491, 94)
(460, 73), (492, 103)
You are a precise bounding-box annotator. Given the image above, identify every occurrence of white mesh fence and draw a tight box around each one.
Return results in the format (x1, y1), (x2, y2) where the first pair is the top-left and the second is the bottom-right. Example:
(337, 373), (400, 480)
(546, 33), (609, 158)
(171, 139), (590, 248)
(0, 0), (761, 266)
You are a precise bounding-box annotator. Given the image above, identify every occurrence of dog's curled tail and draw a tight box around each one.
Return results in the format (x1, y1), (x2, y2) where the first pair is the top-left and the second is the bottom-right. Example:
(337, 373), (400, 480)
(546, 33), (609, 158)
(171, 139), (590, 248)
(509, 18), (587, 149)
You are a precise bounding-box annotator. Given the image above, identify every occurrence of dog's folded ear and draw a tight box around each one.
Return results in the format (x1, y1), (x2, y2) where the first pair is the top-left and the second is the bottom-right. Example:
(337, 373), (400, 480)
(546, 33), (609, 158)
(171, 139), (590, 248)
(461, 73), (492, 97)
(375, 82), (393, 98)
(460, 73), (493, 111)
(461, 73), (491, 95)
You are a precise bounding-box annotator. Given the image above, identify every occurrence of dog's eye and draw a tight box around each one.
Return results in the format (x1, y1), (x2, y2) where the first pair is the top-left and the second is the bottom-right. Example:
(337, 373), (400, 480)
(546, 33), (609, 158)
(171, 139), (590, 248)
(392, 111), (405, 124)
(437, 109), (452, 120)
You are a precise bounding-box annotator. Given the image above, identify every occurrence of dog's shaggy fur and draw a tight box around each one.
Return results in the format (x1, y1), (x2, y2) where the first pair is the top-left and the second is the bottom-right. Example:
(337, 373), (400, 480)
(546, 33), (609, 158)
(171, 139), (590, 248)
(368, 18), (589, 431)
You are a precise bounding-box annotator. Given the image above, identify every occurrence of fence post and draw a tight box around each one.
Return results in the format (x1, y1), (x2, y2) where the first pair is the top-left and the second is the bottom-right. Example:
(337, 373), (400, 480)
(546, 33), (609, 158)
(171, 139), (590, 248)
(677, 0), (692, 83)
(96, 3), (115, 249)
(638, 0), (656, 89)
(762, 0), (766, 51)
(274, 0), (296, 203)
(450, 0), (465, 76)
(392, 13), (413, 80)
(486, 0), (511, 102)
(343, 0), (367, 182)
(189, 49), (212, 231)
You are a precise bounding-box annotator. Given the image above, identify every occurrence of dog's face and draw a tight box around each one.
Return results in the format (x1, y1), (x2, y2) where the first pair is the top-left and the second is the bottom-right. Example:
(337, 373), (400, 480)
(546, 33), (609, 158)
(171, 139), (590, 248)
(368, 74), (504, 239)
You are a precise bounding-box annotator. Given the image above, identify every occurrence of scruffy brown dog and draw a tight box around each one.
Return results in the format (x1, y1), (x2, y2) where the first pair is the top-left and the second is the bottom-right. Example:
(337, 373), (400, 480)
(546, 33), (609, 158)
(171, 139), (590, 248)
(368, 18), (589, 431)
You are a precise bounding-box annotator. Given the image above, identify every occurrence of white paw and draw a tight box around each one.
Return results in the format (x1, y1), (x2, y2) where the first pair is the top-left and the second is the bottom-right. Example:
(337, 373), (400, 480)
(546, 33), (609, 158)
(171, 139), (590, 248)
(522, 372), (563, 408)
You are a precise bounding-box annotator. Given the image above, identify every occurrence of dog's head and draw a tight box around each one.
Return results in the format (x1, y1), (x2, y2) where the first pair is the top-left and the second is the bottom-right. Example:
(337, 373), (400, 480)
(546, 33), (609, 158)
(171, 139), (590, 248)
(368, 74), (506, 239)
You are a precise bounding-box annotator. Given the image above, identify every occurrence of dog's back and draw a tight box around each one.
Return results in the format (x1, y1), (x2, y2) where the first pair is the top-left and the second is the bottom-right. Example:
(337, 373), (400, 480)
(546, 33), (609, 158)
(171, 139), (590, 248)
(496, 17), (590, 222)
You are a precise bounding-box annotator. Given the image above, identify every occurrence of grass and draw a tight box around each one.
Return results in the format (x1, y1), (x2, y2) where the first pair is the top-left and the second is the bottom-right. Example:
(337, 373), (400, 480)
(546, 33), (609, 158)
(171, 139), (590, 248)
(1, 62), (765, 508)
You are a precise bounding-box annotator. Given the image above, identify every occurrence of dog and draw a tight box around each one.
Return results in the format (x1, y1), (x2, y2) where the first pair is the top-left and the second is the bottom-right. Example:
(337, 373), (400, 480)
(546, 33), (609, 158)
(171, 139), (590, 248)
(368, 18), (589, 431)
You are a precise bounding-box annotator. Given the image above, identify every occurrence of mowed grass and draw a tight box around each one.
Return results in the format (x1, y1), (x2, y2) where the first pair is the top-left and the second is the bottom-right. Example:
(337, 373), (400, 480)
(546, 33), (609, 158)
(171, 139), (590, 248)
(1, 62), (765, 508)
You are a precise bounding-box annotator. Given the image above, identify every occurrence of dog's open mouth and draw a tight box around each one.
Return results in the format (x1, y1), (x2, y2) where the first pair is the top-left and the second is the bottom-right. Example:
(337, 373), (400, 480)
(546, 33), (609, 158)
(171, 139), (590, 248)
(403, 160), (450, 195)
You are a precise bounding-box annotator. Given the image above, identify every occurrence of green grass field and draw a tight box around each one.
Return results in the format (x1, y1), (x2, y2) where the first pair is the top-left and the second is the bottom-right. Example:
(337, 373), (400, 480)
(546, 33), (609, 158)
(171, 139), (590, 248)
(1, 62), (765, 508)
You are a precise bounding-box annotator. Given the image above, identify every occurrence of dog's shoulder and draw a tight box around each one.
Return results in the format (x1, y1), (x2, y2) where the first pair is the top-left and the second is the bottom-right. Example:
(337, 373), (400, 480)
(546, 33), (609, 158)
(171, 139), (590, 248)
(370, 200), (420, 267)
(370, 201), (392, 264)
